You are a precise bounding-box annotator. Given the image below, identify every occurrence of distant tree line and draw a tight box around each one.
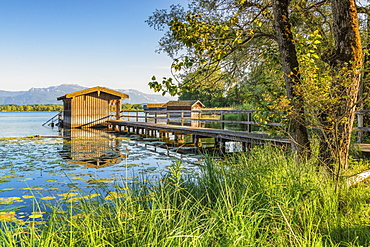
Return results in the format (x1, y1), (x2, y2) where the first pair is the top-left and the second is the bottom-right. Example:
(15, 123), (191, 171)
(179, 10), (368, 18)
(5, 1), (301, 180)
(0, 104), (64, 112)
(121, 103), (143, 110)
(1, 103), (145, 112)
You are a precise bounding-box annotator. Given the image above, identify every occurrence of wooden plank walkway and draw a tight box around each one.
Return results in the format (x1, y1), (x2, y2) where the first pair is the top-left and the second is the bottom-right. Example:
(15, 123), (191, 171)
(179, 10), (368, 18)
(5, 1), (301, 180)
(107, 120), (291, 146)
(358, 144), (370, 153)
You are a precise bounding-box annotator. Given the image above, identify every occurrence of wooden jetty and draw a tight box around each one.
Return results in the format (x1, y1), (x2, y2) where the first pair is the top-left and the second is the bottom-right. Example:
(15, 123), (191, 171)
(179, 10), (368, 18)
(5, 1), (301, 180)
(105, 109), (370, 154)
(108, 119), (290, 150)
(107, 110), (291, 152)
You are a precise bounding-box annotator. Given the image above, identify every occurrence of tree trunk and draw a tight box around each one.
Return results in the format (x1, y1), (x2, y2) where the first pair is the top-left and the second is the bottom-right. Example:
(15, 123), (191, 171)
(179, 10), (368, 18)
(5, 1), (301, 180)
(320, 0), (363, 170)
(272, 0), (311, 158)
(358, 10), (370, 143)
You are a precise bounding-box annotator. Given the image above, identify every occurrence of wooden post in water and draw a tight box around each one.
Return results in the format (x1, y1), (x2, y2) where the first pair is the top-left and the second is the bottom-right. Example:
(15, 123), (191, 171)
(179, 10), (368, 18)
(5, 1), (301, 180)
(247, 112), (252, 132)
(174, 133), (178, 145)
(199, 111), (202, 128)
(216, 138), (225, 153)
(193, 135), (198, 147)
(115, 100), (120, 120)
(221, 112), (225, 130)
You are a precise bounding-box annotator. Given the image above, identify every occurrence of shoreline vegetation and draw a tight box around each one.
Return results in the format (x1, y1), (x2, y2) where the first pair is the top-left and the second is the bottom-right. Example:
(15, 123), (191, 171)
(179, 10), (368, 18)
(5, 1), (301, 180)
(0, 104), (63, 112)
(1, 145), (370, 246)
(0, 104), (242, 113)
(0, 103), (145, 112)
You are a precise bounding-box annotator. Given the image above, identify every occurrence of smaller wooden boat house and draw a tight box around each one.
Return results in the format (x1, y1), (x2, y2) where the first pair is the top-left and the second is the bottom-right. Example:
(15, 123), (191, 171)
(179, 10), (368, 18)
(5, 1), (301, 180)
(163, 100), (205, 121)
(163, 100), (205, 111)
(57, 86), (129, 128)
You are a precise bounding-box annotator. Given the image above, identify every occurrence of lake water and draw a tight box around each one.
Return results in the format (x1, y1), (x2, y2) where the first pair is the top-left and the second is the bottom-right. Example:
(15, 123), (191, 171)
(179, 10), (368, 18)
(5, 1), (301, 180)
(0, 111), (61, 137)
(0, 112), (201, 218)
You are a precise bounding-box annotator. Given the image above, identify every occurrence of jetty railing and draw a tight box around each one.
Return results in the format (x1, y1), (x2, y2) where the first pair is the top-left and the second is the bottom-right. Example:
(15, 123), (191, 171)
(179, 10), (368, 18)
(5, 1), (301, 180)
(42, 111), (62, 127)
(116, 109), (280, 133)
(113, 109), (370, 143)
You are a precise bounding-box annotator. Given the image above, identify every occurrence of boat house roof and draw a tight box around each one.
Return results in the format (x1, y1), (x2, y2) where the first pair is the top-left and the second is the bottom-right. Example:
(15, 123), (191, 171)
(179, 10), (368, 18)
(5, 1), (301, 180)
(163, 100), (205, 108)
(57, 86), (129, 101)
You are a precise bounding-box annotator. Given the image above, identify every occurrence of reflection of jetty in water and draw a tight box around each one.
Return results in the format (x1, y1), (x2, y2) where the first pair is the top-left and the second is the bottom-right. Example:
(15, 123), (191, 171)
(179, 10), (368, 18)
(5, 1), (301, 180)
(60, 128), (127, 168)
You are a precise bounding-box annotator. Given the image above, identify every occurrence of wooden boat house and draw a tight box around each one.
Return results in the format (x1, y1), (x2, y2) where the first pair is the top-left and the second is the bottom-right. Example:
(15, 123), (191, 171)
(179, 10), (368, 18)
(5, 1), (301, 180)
(57, 86), (129, 128)
(162, 100), (205, 122)
(163, 100), (205, 111)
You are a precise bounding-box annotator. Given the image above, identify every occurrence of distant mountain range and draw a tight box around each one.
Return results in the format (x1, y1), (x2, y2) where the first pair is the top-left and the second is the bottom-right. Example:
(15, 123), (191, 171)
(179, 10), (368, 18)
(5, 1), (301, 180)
(0, 84), (175, 105)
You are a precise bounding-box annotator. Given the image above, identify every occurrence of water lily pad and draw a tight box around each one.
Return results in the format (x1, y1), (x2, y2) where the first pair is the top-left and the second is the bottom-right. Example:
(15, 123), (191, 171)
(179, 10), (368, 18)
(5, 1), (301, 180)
(105, 192), (125, 200)
(29, 214), (43, 219)
(0, 197), (24, 205)
(41, 196), (56, 200)
(20, 187), (43, 191)
(86, 179), (114, 183)
(0, 212), (17, 222)
(58, 193), (78, 198)
(46, 188), (59, 191)
(22, 195), (35, 199)
(0, 188), (15, 192)
(81, 194), (100, 199)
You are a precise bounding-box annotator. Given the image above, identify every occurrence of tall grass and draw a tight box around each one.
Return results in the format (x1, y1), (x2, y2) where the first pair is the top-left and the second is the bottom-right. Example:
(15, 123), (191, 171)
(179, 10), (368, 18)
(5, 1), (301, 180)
(1, 146), (370, 246)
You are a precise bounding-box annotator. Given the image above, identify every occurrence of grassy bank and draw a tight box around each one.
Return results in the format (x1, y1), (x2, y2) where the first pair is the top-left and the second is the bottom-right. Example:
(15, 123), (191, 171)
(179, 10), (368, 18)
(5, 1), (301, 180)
(1, 147), (370, 246)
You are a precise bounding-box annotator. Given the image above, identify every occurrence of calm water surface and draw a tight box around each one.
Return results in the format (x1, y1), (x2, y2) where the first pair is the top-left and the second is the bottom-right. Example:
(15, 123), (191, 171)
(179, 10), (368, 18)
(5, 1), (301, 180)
(0, 112), (201, 218)
(0, 111), (61, 137)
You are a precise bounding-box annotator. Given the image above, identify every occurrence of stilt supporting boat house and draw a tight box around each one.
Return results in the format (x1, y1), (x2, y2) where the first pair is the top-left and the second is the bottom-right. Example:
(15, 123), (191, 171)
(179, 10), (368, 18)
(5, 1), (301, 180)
(57, 86), (129, 128)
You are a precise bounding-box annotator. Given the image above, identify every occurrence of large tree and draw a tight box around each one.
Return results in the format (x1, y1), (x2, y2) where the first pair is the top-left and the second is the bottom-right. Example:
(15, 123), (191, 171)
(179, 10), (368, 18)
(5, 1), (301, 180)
(147, 0), (364, 170)
(270, 0), (362, 170)
(321, 0), (362, 170)
(271, 0), (310, 156)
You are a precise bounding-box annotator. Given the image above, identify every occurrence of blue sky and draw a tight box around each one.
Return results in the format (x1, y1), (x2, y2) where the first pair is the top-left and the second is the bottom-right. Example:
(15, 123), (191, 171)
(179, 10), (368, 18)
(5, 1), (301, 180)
(0, 0), (187, 93)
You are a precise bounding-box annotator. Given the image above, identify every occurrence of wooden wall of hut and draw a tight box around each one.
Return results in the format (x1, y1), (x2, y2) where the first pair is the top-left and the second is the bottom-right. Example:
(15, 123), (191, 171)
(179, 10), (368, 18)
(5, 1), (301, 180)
(66, 92), (120, 128)
(63, 98), (72, 127)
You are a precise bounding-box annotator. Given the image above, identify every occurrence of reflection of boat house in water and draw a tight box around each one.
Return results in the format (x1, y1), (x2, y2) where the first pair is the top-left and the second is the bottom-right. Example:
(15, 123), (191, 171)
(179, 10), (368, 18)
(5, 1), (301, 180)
(57, 86), (129, 128)
(60, 128), (127, 168)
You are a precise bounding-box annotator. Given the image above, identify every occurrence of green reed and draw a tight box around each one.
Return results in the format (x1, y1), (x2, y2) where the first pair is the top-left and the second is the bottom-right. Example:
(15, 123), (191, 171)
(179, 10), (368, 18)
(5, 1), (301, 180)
(1, 146), (370, 246)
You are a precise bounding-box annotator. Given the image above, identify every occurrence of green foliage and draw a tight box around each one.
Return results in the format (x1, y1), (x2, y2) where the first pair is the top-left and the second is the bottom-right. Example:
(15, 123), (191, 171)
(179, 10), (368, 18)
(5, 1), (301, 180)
(0, 104), (63, 112)
(146, 1), (277, 104)
(121, 103), (143, 111)
(178, 67), (228, 107)
(149, 76), (180, 96)
(146, 0), (331, 108)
